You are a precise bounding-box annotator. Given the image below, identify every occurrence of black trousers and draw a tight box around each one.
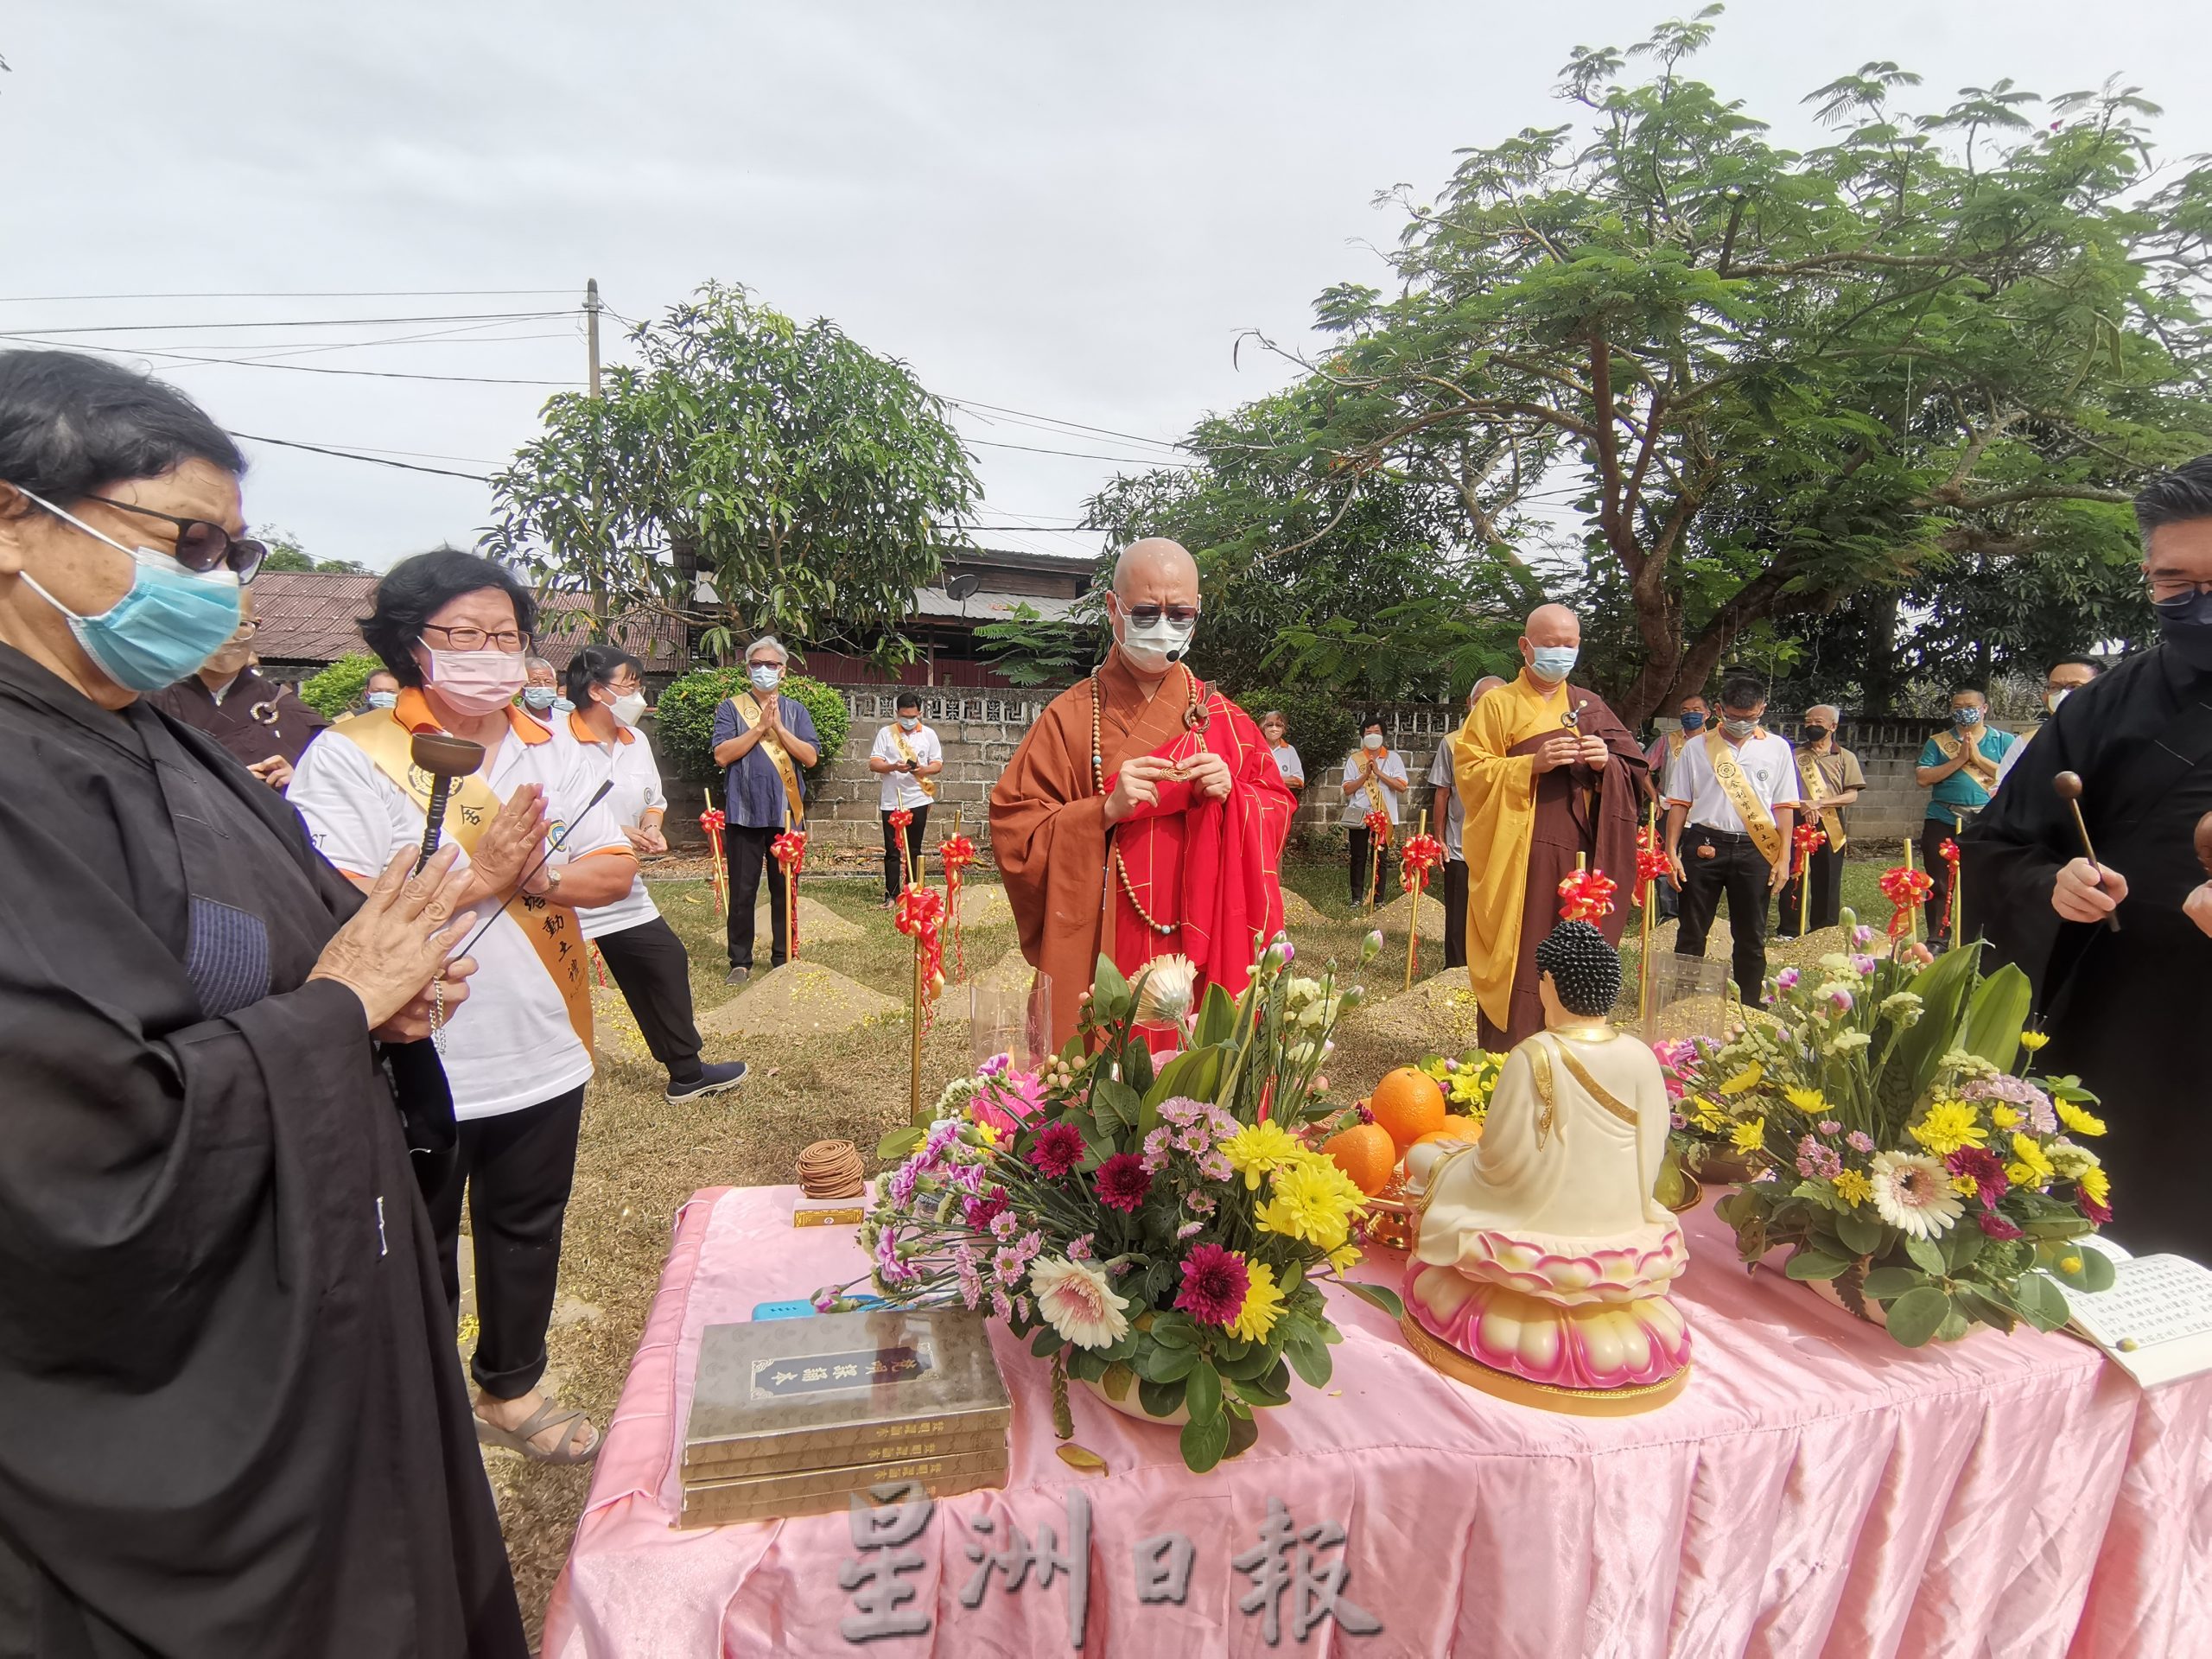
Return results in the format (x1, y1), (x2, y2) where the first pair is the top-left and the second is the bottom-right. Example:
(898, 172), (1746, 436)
(427, 1084), (587, 1401)
(1775, 843), (1845, 938)
(594, 915), (704, 1081)
(1922, 816), (1967, 943)
(1442, 857), (1469, 969)
(882, 804), (931, 899)
(1674, 825), (1775, 1006)
(1348, 827), (1389, 906)
(725, 823), (789, 969)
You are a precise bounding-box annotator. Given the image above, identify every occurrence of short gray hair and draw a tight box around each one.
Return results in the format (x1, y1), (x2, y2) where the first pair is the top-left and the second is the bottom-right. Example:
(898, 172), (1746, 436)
(746, 635), (788, 664)
(523, 654), (556, 675)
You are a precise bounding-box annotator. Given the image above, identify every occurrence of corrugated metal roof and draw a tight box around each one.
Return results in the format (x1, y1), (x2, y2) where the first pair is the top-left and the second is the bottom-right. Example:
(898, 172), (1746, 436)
(251, 571), (684, 671)
(910, 588), (1078, 621)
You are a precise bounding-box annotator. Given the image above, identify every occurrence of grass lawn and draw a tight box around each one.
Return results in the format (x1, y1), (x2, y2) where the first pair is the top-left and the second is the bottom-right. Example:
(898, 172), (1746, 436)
(489, 849), (1903, 1638)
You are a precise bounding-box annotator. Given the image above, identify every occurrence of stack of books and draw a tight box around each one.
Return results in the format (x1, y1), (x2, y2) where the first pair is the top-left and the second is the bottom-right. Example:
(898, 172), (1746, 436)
(678, 1306), (1012, 1527)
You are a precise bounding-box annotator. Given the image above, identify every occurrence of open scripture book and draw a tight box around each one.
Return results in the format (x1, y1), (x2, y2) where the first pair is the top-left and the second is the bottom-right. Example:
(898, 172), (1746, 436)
(2055, 1240), (2212, 1389)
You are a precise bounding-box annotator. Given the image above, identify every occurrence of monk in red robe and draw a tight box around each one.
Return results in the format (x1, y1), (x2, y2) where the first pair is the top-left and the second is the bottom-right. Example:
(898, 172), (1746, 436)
(991, 538), (1295, 1052)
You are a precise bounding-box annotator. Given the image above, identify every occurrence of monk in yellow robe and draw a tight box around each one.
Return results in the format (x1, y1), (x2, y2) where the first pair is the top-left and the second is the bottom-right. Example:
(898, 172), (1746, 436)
(990, 539), (1295, 1053)
(1455, 603), (1648, 1046)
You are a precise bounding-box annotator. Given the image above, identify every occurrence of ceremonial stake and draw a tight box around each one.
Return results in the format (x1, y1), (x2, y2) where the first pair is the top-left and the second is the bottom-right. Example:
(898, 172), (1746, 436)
(1641, 798), (1657, 1027)
(408, 733), (486, 874)
(702, 791), (728, 918)
(1902, 836), (1919, 951)
(1950, 809), (1964, 941)
(784, 805), (797, 965)
(1404, 809), (1427, 992)
(2052, 772), (2121, 933)
(909, 849), (925, 1127)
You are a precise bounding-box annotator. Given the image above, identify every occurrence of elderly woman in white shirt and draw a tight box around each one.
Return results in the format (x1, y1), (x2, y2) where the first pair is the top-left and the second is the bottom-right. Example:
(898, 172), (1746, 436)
(1340, 712), (1408, 905)
(563, 644), (747, 1105)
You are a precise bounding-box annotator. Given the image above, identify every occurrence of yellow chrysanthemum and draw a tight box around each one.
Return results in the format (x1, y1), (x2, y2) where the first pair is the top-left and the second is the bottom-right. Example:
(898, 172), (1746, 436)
(1221, 1122), (1306, 1191)
(2079, 1166), (2111, 1207)
(1326, 1241), (1363, 1274)
(1832, 1168), (1873, 1206)
(1989, 1105), (2022, 1131)
(972, 1122), (1001, 1147)
(2056, 1101), (2107, 1138)
(1230, 1260), (1285, 1342)
(2007, 1133), (2056, 1191)
(1729, 1116), (1766, 1154)
(1783, 1086), (1827, 1114)
(1690, 1096), (1726, 1133)
(1909, 1101), (1988, 1158)
(1719, 1063), (1764, 1096)
(1951, 1174), (1981, 1198)
(2018, 1029), (2051, 1052)
(1255, 1159), (1358, 1252)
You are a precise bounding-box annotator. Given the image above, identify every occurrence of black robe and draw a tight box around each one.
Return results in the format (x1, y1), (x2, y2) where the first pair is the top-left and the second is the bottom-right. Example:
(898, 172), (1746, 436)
(1962, 644), (2212, 1261)
(0, 646), (523, 1657)
(149, 666), (327, 772)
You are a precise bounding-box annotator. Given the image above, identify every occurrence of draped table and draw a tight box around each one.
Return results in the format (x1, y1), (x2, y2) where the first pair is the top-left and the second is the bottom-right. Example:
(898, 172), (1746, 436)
(542, 1186), (2212, 1658)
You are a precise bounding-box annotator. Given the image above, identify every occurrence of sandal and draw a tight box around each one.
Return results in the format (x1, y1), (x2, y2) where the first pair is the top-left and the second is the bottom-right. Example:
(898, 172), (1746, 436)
(474, 1399), (601, 1465)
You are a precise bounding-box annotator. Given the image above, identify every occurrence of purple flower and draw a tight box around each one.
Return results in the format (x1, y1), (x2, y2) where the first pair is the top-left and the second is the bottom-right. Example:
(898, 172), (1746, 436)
(992, 1246), (1027, 1287)
(1068, 1233), (1094, 1262)
(812, 1289), (838, 1313)
(991, 1288), (1013, 1321)
(963, 1189), (1007, 1232)
(1198, 1151), (1233, 1182)
(1775, 968), (1801, 992)
(1096, 1154), (1153, 1212)
(1828, 988), (1855, 1014)
(988, 1208), (1019, 1240)
(1850, 954), (1879, 978)
(979, 1052), (1011, 1079)
(952, 1244), (982, 1308)
(1141, 1127), (1173, 1174)
(1187, 1191), (1217, 1218)
(1818, 1120), (1842, 1136)
(1174, 1243), (1251, 1326)
(1794, 1135), (1842, 1179)
(1977, 1211), (2025, 1241)
(1847, 1131), (1874, 1153)
(1177, 1220), (1205, 1239)
(887, 1163), (919, 1208)
(1852, 925), (1877, 948)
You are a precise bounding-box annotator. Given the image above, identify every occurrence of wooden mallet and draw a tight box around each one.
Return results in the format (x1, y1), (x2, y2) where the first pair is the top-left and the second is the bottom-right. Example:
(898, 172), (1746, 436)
(410, 732), (486, 874)
(2052, 771), (2120, 933)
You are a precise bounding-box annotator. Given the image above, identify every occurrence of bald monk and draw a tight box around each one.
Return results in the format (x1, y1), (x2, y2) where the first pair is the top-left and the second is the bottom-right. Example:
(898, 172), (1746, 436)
(991, 538), (1296, 1052)
(1454, 603), (1648, 1046)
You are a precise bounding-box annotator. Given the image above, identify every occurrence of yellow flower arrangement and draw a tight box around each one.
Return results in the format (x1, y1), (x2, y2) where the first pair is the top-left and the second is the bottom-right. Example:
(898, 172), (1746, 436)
(1689, 1096), (1726, 1134)
(1988, 1104), (2022, 1131)
(2006, 1132), (2056, 1191)
(1783, 1086), (1827, 1113)
(1908, 1100), (1988, 1157)
(2018, 1029), (2050, 1052)
(1255, 1156), (1363, 1253)
(1730, 1116), (1766, 1154)
(2079, 1166), (2111, 1208)
(1832, 1168), (1873, 1206)
(1231, 1260), (1285, 1342)
(1719, 1062), (1764, 1096)
(2056, 1100), (2107, 1137)
(1220, 1121), (1306, 1190)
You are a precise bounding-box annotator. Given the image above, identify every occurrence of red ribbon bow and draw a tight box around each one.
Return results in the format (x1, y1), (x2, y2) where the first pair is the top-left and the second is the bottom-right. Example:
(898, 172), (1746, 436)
(1791, 820), (1827, 878)
(894, 882), (947, 1016)
(698, 807), (726, 834)
(888, 808), (914, 832)
(1633, 825), (1671, 906)
(1878, 864), (1935, 938)
(1557, 866), (1618, 923)
(939, 833), (979, 982)
(1939, 837), (1960, 873)
(1399, 831), (1445, 892)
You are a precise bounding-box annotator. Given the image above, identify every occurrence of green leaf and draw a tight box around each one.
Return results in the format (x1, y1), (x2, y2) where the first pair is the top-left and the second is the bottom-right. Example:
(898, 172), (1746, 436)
(1090, 956), (1132, 1023)
(1891, 944), (1982, 1103)
(1231, 1361), (1294, 1408)
(1284, 1336), (1333, 1389)
(1940, 1224), (1986, 1274)
(1861, 1266), (1923, 1301)
(1137, 1376), (1185, 1419)
(1141, 1343), (1199, 1383)
(1904, 1234), (1948, 1277)
(1224, 1411), (1262, 1461)
(1193, 982), (1238, 1048)
(1030, 1326), (1065, 1358)
(875, 1127), (923, 1162)
(1122, 1042), (1156, 1098)
(1065, 1347), (1109, 1382)
(1183, 1360), (1223, 1425)
(1961, 963), (2032, 1074)
(1180, 1411), (1230, 1473)
(1100, 1361), (1135, 1402)
(1148, 1312), (1196, 1349)
(1834, 1207), (1886, 1256)
(1093, 1078), (1141, 1132)
(1341, 1280), (1405, 1320)
(1785, 1249), (1852, 1281)
(1885, 1286), (1955, 1347)
(2015, 1273), (2073, 1332)
(1144, 1046), (1225, 1119)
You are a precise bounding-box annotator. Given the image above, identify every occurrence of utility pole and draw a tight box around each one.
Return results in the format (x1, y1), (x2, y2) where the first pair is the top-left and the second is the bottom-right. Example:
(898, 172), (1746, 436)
(584, 277), (602, 398)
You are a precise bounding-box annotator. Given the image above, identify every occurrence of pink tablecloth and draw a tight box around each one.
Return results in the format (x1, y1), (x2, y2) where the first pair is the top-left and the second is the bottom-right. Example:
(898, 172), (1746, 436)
(542, 1187), (2212, 1658)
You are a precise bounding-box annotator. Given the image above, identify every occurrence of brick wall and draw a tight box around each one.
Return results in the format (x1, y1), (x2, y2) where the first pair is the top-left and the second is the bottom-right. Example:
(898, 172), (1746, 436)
(660, 689), (2017, 855)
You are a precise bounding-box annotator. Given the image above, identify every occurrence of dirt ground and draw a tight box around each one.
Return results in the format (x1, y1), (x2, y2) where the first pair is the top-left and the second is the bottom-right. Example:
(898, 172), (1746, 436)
(485, 852), (1895, 1645)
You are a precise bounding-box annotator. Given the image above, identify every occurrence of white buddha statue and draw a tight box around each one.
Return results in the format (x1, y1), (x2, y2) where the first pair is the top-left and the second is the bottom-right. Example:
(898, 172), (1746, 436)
(1400, 920), (1691, 1408)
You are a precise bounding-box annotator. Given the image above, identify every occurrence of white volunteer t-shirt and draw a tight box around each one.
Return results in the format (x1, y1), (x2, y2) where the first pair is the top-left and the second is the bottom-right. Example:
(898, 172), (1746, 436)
(1665, 730), (1802, 836)
(1338, 748), (1409, 828)
(569, 712), (667, 940)
(289, 700), (631, 1120)
(1269, 743), (1305, 787)
(870, 722), (943, 811)
(1425, 735), (1466, 861)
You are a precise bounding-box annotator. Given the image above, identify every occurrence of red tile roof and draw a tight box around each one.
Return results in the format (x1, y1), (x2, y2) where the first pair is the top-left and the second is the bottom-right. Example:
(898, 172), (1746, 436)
(251, 571), (684, 672)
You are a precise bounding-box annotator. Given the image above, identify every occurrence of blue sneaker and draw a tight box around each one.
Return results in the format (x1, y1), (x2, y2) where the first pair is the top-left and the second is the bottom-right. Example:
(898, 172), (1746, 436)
(666, 1060), (748, 1103)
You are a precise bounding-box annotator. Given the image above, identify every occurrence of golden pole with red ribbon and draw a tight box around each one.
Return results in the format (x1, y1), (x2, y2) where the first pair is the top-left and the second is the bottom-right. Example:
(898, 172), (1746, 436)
(700, 791), (728, 918)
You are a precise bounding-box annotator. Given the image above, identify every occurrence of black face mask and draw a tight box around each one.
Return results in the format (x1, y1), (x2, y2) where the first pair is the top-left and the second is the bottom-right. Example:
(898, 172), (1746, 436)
(2157, 588), (2212, 672)
(1802, 725), (1830, 746)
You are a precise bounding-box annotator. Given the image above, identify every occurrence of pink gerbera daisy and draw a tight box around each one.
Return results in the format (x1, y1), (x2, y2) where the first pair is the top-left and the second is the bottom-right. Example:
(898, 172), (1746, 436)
(1173, 1243), (1251, 1327)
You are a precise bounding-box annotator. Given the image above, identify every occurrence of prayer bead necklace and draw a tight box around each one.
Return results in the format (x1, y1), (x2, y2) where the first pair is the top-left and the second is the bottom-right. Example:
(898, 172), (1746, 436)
(1090, 663), (1207, 938)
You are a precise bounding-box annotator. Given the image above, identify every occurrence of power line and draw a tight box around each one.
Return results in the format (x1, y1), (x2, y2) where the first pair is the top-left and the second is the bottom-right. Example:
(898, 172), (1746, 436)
(963, 435), (1196, 467)
(948, 397), (1187, 454)
(2, 338), (583, 387)
(0, 289), (577, 302)
(0, 309), (574, 337)
(228, 431), (493, 482)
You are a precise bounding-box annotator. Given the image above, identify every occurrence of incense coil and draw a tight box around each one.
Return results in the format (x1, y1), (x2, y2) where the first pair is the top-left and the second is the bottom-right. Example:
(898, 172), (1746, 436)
(797, 1139), (865, 1200)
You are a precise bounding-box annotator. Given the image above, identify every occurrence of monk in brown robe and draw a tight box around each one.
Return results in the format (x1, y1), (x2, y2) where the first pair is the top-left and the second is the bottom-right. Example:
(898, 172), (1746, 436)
(990, 538), (1295, 1052)
(1453, 602), (1648, 1046)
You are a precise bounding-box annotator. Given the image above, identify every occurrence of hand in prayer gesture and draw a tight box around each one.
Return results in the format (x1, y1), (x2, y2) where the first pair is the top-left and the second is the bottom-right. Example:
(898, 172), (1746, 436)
(310, 845), (480, 1034)
(469, 784), (549, 894)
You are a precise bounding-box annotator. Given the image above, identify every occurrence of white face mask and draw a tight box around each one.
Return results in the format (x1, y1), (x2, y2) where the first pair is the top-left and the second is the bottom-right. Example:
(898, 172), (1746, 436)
(2045, 687), (2072, 714)
(1362, 733), (1384, 751)
(610, 690), (648, 726)
(898, 715), (919, 731)
(1116, 605), (1198, 673)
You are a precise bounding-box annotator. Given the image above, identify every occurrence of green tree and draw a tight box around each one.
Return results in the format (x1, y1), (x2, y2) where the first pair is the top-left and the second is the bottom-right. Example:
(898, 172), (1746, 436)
(484, 281), (980, 671)
(298, 652), (383, 717)
(653, 666), (850, 788)
(256, 526), (368, 575)
(1241, 10), (2212, 723)
(974, 600), (1101, 687)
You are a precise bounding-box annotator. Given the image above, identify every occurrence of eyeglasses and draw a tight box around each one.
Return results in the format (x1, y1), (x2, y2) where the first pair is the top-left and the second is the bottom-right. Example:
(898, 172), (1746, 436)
(421, 623), (528, 653)
(2148, 575), (2212, 601)
(1122, 603), (1200, 626)
(73, 495), (270, 581)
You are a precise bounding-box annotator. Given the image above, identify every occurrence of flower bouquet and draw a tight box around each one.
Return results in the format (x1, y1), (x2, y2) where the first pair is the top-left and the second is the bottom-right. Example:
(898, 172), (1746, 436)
(1682, 914), (2113, 1346)
(1414, 1048), (1507, 1125)
(831, 933), (1404, 1472)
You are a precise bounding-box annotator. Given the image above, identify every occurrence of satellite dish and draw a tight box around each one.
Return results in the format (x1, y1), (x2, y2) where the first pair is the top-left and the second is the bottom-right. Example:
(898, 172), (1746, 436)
(944, 573), (982, 601)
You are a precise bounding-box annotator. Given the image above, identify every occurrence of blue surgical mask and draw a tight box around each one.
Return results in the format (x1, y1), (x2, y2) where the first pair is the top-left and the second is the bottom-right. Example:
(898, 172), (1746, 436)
(1678, 711), (1707, 732)
(553, 696), (575, 713)
(750, 664), (783, 693)
(522, 685), (560, 710)
(366, 690), (398, 710)
(1529, 645), (1579, 683)
(14, 490), (243, 694)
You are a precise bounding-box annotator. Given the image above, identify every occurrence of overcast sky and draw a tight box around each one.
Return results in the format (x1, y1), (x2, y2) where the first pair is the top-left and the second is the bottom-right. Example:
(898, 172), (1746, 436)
(6, 2), (2207, 571)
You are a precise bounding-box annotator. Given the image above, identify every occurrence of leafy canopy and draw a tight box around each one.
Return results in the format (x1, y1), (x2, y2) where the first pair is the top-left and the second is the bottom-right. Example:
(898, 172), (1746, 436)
(485, 282), (979, 671)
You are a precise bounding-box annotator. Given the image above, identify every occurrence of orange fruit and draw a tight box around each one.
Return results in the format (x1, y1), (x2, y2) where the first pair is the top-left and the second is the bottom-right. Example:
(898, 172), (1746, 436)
(1319, 1123), (1399, 1197)
(1415, 1115), (1483, 1147)
(1369, 1066), (1448, 1152)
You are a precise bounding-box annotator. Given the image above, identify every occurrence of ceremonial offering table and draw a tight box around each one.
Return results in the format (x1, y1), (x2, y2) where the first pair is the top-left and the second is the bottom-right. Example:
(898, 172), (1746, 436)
(543, 1187), (2212, 1658)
